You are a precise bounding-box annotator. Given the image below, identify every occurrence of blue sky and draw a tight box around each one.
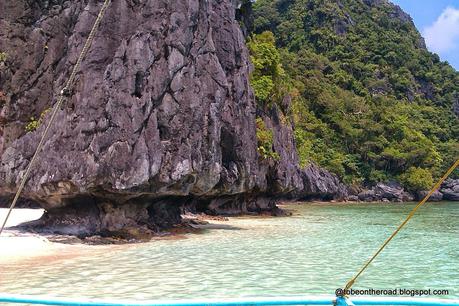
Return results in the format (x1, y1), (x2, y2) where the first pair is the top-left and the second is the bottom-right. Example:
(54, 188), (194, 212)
(391, 0), (459, 70)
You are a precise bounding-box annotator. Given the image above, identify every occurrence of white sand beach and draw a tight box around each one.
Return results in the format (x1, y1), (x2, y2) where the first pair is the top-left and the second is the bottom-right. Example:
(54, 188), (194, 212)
(0, 209), (140, 266)
(0, 208), (77, 264)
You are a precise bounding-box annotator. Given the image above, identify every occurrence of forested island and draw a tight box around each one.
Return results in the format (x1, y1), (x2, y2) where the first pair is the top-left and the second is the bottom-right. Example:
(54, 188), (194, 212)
(246, 0), (458, 194)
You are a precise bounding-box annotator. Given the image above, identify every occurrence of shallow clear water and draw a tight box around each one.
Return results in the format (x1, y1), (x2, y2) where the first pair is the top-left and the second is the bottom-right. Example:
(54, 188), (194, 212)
(1, 202), (458, 300)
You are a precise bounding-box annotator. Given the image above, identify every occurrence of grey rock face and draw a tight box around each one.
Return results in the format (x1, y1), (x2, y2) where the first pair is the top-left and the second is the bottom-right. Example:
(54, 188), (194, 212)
(0, 0), (346, 236)
(374, 182), (411, 202)
(416, 190), (443, 202)
(0, 0), (260, 202)
(259, 105), (348, 201)
(441, 179), (459, 201)
(358, 182), (414, 202)
(358, 190), (376, 202)
(299, 163), (348, 200)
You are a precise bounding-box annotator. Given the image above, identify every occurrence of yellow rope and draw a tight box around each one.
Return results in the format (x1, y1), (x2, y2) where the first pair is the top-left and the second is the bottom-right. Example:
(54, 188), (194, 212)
(0, 0), (111, 236)
(343, 159), (459, 292)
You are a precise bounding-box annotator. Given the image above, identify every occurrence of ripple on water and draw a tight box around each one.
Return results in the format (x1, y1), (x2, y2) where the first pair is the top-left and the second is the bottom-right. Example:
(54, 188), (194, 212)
(0, 202), (458, 300)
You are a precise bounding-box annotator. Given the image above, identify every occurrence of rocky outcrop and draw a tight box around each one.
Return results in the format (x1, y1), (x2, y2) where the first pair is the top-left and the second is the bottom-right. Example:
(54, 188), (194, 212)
(357, 182), (414, 202)
(355, 179), (459, 203)
(19, 196), (183, 238)
(259, 105), (347, 201)
(440, 179), (459, 201)
(185, 195), (286, 217)
(1, 0), (261, 201)
(415, 190), (443, 202)
(0, 0), (345, 237)
(298, 164), (348, 200)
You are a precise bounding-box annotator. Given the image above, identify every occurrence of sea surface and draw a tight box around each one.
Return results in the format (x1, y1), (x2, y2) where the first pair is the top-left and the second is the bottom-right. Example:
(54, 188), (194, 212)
(1, 202), (458, 301)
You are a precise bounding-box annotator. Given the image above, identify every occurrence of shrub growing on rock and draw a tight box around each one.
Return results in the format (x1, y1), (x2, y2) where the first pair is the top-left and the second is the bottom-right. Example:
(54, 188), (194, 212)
(399, 167), (434, 192)
(256, 117), (280, 160)
(0, 52), (7, 63)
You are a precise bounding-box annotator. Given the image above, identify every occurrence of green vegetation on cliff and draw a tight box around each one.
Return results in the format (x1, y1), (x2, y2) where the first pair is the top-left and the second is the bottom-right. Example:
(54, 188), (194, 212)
(249, 0), (459, 188)
(247, 31), (288, 107)
(0, 52), (7, 63)
(256, 117), (281, 160)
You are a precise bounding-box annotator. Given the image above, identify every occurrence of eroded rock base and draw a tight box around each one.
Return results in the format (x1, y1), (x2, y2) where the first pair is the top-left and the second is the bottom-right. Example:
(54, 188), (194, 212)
(15, 195), (286, 242)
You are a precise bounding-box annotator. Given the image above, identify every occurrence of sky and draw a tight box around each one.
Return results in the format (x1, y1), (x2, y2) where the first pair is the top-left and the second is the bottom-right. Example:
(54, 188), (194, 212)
(391, 0), (459, 70)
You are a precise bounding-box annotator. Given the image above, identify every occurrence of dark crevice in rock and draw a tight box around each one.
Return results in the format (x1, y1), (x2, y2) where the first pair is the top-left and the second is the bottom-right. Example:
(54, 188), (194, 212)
(133, 71), (144, 98)
(220, 127), (238, 169)
(0, 195), (41, 208)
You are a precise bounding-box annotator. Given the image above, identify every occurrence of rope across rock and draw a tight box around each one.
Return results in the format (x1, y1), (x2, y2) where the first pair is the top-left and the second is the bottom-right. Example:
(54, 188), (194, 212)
(0, 0), (112, 236)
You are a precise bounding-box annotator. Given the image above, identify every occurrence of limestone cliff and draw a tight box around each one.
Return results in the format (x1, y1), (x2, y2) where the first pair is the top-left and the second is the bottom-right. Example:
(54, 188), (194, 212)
(0, 0), (346, 237)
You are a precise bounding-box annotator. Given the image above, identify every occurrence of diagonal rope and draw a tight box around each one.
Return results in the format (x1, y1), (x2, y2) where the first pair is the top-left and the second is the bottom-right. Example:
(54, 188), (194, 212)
(342, 159), (459, 293)
(0, 0), (111, 236)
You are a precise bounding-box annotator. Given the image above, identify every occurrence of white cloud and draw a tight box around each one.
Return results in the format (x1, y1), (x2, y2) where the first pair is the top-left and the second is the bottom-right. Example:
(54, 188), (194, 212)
(423, 7), (459, 53)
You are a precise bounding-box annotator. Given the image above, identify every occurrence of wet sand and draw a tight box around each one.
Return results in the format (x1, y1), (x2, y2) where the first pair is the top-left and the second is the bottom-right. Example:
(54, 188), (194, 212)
(0, 208), (92, 264)
(0, 209), (239, 266)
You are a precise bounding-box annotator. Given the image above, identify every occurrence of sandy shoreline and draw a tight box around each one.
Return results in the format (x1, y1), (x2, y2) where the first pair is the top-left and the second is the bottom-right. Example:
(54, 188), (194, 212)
(0, 208), (80, 264)
(0, 208), (134, 266)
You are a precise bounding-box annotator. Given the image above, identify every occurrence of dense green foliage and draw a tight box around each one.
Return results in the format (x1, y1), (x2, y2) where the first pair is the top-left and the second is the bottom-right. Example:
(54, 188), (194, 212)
(247, 32), (287, 106)
(256, 117), (280, 160)
(399, 167), (434, 191)
(250, 0), (459, 187)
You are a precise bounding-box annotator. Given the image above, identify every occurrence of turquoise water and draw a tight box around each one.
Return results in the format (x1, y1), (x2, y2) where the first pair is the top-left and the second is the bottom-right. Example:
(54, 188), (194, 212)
(1, 202), (458, 300)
